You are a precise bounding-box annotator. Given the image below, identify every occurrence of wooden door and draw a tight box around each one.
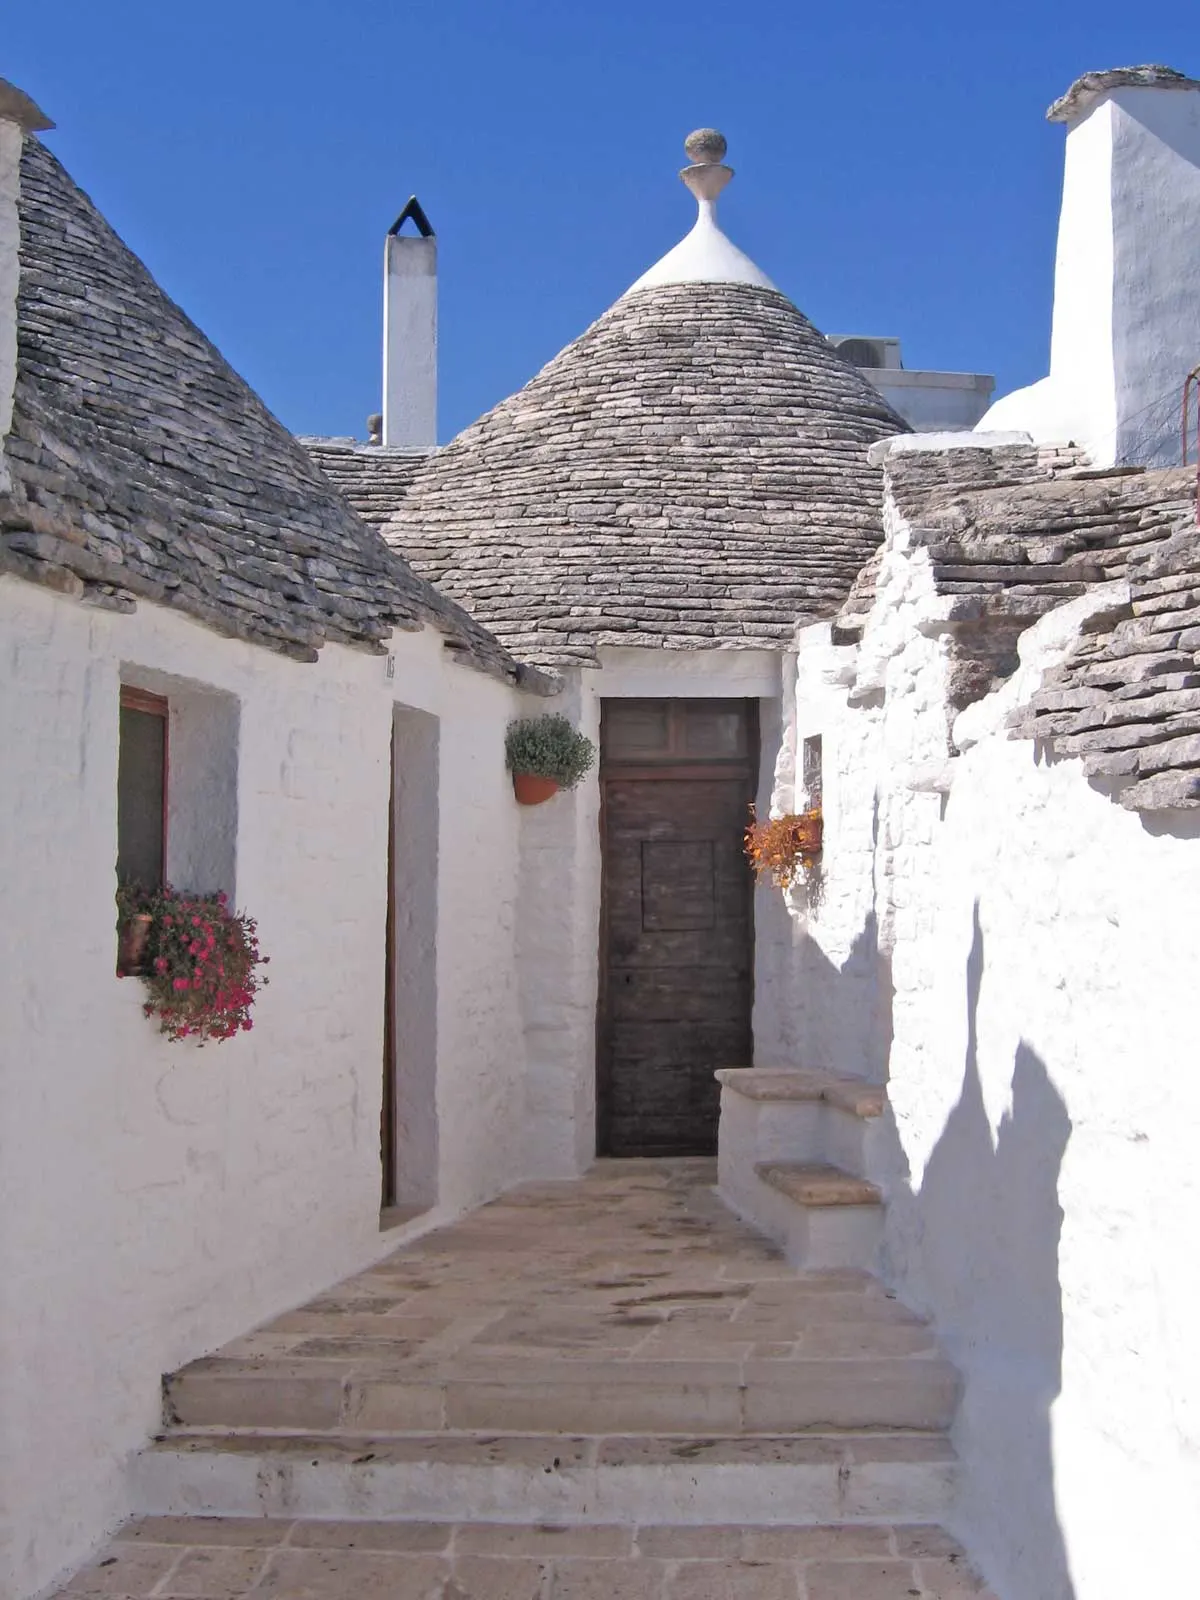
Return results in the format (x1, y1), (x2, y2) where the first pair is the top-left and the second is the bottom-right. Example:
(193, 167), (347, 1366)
(598, 699), (758, 1157)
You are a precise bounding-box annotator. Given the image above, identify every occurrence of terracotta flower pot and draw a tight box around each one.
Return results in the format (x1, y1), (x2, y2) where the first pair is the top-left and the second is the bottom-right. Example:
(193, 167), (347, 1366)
(117, 912), (153, 976)
(512, 772), (560, 806)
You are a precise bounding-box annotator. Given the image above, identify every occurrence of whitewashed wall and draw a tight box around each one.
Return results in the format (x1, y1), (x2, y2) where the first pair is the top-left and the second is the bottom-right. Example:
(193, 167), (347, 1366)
(763, 491), (1200, 1599)
(982, 80), (1200, 466)
(0, 578), (533, 1599)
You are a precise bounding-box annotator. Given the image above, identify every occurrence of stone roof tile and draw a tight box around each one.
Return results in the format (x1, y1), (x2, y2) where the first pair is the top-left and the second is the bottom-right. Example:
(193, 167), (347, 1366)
(860, 437), (1200, 806)
(370, 281), (908, 666)
(1008, 482), (1200, 809)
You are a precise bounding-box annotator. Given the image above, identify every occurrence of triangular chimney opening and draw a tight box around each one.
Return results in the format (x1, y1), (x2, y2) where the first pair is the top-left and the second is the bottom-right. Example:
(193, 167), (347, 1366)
(389, 196), (435, 239)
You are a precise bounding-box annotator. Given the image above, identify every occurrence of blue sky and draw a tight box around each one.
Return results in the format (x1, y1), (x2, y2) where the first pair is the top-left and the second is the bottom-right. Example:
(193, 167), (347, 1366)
(8, 3), (1197, 442)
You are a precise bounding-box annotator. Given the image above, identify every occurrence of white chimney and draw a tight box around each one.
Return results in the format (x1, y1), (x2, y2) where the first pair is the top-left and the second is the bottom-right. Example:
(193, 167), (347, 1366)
(980, 66), (1200, 467)
(382, 196), (437, 449)
(0, 79), (53, 491)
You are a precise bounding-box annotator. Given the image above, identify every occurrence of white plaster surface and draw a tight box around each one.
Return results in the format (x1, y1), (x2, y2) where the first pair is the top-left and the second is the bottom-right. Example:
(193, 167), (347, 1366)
(624, 199), (776, 295)
(383, 232), (437, 448)
(131, 1440), (957, 1527)
(755, 448), (1200, 1599)
(981, 82), (1200, 466)
(515, 672), (602, 1177)
(1110, 86), (1200, 464)
(866, 369), (995, 433)
(0, 579), (539, 1599)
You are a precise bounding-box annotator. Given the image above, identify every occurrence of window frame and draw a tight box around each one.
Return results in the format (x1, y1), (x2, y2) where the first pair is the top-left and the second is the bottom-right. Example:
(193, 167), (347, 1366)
(118, 684), (170, 890)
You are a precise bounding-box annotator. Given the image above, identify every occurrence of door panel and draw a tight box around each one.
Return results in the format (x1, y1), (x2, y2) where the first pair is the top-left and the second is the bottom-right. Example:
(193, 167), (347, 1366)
(598, 701), (757, 1158)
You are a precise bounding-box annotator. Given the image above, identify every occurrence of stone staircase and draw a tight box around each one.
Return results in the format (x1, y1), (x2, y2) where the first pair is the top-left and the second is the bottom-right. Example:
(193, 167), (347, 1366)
(55, 1154), (995, 1598)
(715, 1068), (888, 1271)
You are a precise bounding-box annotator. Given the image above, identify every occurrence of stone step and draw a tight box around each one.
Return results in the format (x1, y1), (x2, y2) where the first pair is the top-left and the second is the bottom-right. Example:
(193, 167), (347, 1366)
(716, 1067), (887, 1181)
(718, 1069), (887, 1119)
(131, 1429), (960, 1527)
(164, 1344), (957, 1436)
(757, 1162), (882, 1208)
(719, 1160), (885, 1272)
(54, 1514), (998, 1599)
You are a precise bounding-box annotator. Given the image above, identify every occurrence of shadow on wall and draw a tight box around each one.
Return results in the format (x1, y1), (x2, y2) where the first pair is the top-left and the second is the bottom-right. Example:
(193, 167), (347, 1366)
(756, 796), (894, 1084)
(903, 906), (1077, 1600)
(928, 915), (1075, 1600)
(781, 899), (1076, 1598)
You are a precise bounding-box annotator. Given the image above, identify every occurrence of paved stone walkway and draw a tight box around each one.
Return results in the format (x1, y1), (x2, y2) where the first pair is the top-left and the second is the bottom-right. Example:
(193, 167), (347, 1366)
(56, 1163), (996, 1597)
(165, 1161), (957, 1437)
(59, 1516), (996, 1597)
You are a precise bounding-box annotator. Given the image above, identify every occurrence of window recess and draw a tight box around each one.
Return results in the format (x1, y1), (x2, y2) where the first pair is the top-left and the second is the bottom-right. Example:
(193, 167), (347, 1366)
(117, 686), (168, 892)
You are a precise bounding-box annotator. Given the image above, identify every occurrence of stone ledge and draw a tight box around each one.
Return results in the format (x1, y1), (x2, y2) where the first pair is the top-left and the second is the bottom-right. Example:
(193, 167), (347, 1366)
(717, 1068), (885, 1118)
(755, 1163), (883, 1208)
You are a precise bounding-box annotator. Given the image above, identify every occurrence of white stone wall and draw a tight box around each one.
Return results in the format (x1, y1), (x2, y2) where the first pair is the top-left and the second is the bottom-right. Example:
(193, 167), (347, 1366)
(1109, 86), (1200, 465)
(880, 692), (1200, 1600)
(762, 485), (1200, 1598)
(515, 671), (603, 1176)
(0, 579), (533, 1599)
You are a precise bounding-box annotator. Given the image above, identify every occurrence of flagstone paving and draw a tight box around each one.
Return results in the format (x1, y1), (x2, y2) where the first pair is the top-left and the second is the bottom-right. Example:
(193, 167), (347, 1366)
(57, 1516), (998, 1598)
(55, 1163), (994, 1597)
(164, 1161), (958, 1438)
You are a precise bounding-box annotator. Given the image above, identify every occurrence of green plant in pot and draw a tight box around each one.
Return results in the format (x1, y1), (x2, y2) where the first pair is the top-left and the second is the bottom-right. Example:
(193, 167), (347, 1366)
(505, 714), (596, 805)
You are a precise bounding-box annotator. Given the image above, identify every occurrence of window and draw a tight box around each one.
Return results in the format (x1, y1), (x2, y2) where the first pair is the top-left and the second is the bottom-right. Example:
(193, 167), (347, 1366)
(117, 686), (168, 890)
(802, 734), (823, 810)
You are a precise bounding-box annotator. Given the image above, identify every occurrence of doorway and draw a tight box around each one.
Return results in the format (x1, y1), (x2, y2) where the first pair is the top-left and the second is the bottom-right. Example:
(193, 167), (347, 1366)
(597, 698), (758, 1157)
(381, 705), (440, 1213)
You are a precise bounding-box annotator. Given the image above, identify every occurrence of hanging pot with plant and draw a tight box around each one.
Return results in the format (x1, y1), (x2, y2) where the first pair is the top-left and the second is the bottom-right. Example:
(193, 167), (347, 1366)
(114, 883), (269, 1043)
(743, 805), (824, 892)
(116, 886), (154, 976)
(505, 714), (596, 805)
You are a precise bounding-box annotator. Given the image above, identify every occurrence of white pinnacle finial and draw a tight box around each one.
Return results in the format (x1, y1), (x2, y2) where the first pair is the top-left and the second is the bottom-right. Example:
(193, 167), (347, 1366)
(621, 126), (776, 296)
(681, 128), (733, 206)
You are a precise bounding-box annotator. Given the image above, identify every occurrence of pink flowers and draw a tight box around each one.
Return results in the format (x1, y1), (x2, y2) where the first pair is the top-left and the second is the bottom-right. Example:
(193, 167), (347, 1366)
(120, 884), (268, 1046)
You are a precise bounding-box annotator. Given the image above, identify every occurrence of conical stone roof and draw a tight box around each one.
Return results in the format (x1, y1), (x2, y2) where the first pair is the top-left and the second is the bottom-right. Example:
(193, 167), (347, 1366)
(4, 135), (536, 685)
(382, 136), (907, 667)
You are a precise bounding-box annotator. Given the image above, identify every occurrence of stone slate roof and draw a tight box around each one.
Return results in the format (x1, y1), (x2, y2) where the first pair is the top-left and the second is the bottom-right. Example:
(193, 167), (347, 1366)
(299, 437), (432, 529)
(882, 449), (1191, 616)
(374, 281), (908, 667)
(832, 442), (1092, 647)
(850, 437), (1200, 809)
(1010, 478), (1200, 811)
(1, 137), (541, 687)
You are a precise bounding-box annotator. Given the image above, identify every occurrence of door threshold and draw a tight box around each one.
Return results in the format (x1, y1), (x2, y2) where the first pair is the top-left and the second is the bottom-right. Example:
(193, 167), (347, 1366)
(379, 1203), (428, 1233)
